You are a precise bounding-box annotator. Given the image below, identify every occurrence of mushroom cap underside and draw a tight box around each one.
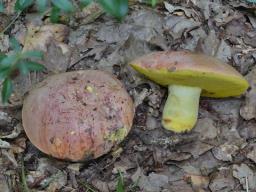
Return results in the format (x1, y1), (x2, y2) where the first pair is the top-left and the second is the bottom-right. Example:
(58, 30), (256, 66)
(130, 51), (249, 97)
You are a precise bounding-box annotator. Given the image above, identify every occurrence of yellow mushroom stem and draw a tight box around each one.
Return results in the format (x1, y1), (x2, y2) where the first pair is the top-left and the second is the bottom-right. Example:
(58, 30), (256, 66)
(162, 84), (202, 132)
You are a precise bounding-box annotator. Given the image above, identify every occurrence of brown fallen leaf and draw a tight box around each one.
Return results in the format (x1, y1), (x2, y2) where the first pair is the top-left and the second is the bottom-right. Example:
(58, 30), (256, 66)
(164, 1), (199, 19)
(11, 23), (72, 99)
(90, 179), (108, 192)
(164, 15), (201, 40)
(96, 10), (164, 43)
(22, 23), (71, 73)
(239, 121), (256, 140)
(181, 151), (222, 176)
(0, 13), (10, 32)
(233, 163), (256, 190)
(240, 66), (256, 120)
(23, 23), (69, 51)
(1, 149), (18, 167)
(0, 123), (22, 139)
(0, 174), (10, 192)
(209, 167), (235, 192)
(131, 167), (169, 192)
(74, 2), (104, 25)
(153, 147), (191, 164)
(184, 174), (209, 192)
(212, 143), (239, 162)
(0, 34), (9, 52)
(246, 144), (256, 163)
(11, 137), (26, 154)
(180, 141), (214, 159)
(193, 118), (218, 141)
(26, 158), (67, 190)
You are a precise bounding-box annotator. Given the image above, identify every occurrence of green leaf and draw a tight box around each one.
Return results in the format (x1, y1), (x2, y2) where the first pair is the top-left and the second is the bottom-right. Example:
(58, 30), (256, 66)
(246, 0), (256, 3)
(0, 2), (4, 12)
(50, 6), (61, 23)
(0, 67), (10, 80)
(36, 0), (48, 12)
(79, 0), (92, 7)
(97, 0), (128, 20)
(16, 60), (29, 75)
(116, 171), (125, 192)
(51, 0), (74, 12)
(0, 52), (7, 62)
(17, 60), (45, 75)
(22, 50), (43, 59)
(24, 61), (45, 71)
(9, 37), (22, 52)
(1, 53), (19, 66)
(151, 0), (157, 7)
(15, 0), (34, 11)
(1, 78), (13, 104)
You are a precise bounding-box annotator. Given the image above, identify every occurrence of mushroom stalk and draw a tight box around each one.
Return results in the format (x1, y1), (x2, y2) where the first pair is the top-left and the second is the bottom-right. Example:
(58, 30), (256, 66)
(162, 84), (202, 132)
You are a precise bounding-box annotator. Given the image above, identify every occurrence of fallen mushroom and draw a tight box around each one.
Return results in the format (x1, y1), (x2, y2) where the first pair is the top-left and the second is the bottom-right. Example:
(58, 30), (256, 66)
(22, 70), (134, 161)
(130, 51), (249, 133)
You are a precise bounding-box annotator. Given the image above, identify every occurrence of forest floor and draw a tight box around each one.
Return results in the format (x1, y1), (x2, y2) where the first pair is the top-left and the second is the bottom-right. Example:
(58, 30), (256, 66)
(0, 0), (256, 191)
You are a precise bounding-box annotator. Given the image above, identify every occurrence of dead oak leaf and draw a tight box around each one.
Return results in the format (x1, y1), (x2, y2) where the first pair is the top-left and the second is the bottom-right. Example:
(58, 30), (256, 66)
(23, 23), (69, 51)
(240, 66), (256, 120)
(184, 174), (209, 191)
(22, 23), (71, 73)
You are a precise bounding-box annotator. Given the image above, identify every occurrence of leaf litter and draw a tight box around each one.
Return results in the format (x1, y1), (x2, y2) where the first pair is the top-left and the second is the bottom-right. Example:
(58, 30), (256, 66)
(0, 0), (256, 191)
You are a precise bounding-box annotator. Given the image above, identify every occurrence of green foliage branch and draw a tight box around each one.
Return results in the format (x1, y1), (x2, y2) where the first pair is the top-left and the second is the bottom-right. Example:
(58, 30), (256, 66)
(0, 0), (157, 103)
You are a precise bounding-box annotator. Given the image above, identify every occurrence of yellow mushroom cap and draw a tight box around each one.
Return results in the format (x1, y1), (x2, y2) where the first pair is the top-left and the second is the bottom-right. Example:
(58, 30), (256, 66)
(130, 51), (249, 98)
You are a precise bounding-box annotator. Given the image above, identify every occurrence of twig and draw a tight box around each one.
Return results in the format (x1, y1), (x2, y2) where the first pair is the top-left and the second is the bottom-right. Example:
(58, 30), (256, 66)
(0, 11), (22, 35)
(1, 149), (18, 167)
(246, 176), (249, 192)
(78, 180), (99, 192)
(21, 159), (30, 192)
(67, 48), (91, 71)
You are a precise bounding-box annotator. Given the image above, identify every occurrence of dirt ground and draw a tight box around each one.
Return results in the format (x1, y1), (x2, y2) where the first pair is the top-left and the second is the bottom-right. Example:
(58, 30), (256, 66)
(0, 0), (256, 191)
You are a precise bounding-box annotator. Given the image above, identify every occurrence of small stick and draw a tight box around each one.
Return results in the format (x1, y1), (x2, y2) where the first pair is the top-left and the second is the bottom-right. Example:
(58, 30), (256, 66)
(0, 11), (22, 34)
(246, 176), (249, 192)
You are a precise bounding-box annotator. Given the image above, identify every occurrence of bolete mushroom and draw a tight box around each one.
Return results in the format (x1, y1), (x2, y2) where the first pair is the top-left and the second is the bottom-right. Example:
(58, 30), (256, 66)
(22, 70), (134, 161)
(130, 51), (249, 133)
